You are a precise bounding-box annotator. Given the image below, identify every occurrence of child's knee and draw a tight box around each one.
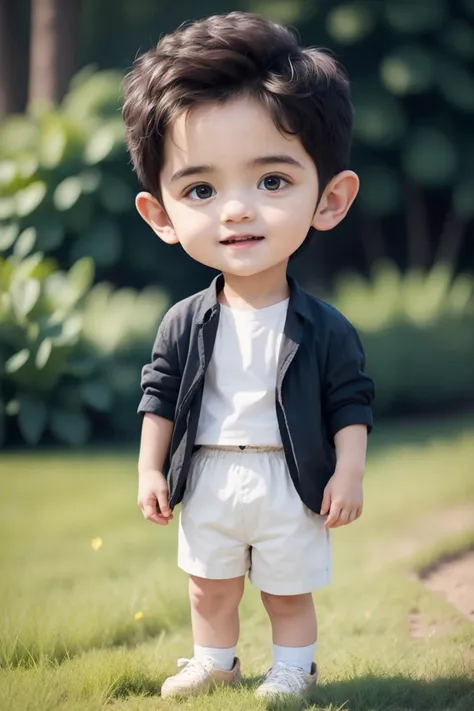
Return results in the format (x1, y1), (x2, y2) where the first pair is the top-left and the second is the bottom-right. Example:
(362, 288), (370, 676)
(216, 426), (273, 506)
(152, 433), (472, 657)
(189, 575), (244, 615)
(260, 591), (313, 617)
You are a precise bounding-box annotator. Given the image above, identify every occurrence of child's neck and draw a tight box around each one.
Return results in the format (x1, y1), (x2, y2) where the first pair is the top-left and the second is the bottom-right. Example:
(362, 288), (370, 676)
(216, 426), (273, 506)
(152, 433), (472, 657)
(219, 262), (289, 311)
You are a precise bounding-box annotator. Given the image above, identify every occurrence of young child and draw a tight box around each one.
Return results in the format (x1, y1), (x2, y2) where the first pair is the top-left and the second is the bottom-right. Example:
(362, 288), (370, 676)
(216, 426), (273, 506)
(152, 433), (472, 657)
(123, 11), (374, 700)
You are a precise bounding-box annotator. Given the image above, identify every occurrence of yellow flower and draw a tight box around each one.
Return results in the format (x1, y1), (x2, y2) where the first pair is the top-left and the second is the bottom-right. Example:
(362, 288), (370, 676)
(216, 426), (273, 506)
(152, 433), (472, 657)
(91, 537), (103, 551)
(134, 611), (144, 621)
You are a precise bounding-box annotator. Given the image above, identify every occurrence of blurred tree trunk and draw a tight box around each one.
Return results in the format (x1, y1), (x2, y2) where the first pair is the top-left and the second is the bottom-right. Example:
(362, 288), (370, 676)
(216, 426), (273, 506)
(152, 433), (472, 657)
(29, 0), (82, 105)
(0, 0), (26, 117)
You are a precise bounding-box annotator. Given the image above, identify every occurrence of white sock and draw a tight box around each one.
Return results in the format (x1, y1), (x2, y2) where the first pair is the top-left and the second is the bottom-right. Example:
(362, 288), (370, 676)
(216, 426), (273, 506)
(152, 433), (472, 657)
(272, 642), (317, 674)
(194, 644), (236, 671)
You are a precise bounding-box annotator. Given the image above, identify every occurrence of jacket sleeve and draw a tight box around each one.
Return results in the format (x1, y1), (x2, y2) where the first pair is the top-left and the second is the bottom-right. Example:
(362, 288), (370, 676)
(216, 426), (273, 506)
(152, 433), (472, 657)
(137, 315), (181, 421)
(323, 325), (374, 437)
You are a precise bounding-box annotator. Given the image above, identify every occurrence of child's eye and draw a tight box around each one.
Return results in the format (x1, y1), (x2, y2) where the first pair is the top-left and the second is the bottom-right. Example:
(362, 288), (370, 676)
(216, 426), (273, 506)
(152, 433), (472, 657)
(185, 184), (216, 200)
(258, 175), (290, 191)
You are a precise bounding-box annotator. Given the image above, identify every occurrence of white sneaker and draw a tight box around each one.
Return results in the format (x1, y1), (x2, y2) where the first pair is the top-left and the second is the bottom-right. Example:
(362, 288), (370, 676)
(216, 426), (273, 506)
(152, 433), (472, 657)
(255, 661), (318, 698)
(161, 656), (241, 698)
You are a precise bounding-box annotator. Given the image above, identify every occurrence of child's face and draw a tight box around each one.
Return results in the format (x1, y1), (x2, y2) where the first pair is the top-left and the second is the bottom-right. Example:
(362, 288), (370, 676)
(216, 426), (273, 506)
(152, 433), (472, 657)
(137, 95), (358, 277)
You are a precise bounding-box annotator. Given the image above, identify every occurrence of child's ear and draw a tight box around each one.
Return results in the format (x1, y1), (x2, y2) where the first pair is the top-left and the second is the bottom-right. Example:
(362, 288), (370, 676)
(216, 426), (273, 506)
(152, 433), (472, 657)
(135, 192), (179, 244)
(312, 170), (359, 232)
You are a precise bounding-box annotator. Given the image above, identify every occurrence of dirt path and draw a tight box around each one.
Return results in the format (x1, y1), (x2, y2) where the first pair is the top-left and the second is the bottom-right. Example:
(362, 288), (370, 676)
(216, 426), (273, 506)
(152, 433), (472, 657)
(421, 550), (474, 622)
(367, 502), (474, 633)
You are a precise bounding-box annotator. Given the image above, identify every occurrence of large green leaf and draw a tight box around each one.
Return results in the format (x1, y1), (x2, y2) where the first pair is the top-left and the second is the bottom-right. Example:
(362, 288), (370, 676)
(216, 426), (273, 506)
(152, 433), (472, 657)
(0, 197), (15, 220)
(63, 68), (122, 120)
(0, 160), (16, 188)
(35, 338), (53, 369)
(44, 271), (84, 313)
(39, 115), (68, 168)
(50, 409), (90, 445)
(0, 224), (19, 252)
(84, 120), (125, 164)
(13, 228), (37, 260)
(17, 396), (48, 445)
(15, 182), (47, 217)
(53, 176), (83, 211)
(5, 348), (30, 374)
(68, 257), (95, 300)
(51, 314), (83, 346)
(0, 115), (38, 156)
(10, 279), (41, 319)
(0, 257), (13, 290)
(11, 253), (44, 284)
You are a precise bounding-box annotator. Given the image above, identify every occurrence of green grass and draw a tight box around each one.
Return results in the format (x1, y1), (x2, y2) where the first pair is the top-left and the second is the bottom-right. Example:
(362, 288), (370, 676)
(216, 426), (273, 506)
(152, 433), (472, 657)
(1, 417), (474, 711)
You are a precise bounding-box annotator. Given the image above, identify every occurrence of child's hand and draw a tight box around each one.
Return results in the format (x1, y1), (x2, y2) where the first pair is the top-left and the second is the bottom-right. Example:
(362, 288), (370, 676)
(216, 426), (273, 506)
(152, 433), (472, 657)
(320, 468), (363, 529)
(138, 470), (174, 525)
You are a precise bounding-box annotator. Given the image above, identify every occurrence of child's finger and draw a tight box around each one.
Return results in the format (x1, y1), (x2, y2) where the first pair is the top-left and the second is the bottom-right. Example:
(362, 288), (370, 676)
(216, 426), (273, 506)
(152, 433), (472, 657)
(149, 511), (173, 525)
(324, 501), (342, 528)
(156, 486), (172, 518)
(348, 509), (358, 524)
(337, 508), (350, 525)
(320, 488), (331, 515)
(142, 501), (158, 520)
(142, 501), (174, 525)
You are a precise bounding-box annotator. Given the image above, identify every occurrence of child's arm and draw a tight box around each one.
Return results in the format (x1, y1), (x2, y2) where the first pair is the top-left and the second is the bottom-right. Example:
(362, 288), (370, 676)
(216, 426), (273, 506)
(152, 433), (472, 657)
(138, 413), (174, 525)
(320, 424), (367, 529)
(137, 312), (181, 526)
(320, 321), (374, 529)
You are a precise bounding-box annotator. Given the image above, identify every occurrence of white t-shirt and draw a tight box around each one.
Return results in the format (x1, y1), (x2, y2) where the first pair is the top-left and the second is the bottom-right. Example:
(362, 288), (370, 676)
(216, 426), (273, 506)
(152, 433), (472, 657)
(195, 298), (289, 446)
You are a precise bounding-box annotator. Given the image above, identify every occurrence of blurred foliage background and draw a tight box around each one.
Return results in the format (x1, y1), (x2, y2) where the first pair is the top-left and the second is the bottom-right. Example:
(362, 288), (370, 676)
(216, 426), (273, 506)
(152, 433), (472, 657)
(1, 0), (473, 447)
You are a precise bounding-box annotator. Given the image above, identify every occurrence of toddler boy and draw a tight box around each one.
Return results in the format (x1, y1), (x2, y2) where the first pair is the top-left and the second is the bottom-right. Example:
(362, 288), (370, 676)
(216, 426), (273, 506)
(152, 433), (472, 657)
(123, 11), (374, 700)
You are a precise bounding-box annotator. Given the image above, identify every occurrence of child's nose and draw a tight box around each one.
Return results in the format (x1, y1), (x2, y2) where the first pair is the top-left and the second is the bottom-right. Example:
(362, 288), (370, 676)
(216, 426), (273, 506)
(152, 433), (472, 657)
(220, 198), (255, 223)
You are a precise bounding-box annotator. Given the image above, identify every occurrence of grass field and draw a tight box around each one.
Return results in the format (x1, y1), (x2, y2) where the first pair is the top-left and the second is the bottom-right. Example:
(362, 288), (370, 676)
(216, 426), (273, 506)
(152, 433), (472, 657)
(1, 417), (473, 711)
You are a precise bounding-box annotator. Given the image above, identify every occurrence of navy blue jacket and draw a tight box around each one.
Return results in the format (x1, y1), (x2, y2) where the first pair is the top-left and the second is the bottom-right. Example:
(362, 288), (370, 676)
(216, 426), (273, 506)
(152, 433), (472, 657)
(138, 274), (374, 513)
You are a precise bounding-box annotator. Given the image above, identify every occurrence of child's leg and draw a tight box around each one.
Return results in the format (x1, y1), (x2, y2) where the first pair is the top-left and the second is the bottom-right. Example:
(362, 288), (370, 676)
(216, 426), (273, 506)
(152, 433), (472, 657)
(189, 574), (245, 648)
(255, 591), (318, 697)
(160, 574), (244, 698)
(260, 591), (317, 648)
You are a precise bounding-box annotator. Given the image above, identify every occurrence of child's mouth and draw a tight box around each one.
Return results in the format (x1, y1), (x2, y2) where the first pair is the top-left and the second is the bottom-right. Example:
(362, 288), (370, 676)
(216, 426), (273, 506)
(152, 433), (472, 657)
(220, 235), (265, 247)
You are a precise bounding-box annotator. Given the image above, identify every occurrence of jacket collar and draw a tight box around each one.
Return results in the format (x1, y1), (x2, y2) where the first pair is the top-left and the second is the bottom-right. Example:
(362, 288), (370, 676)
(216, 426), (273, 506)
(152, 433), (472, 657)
(197, 273), (315, 325)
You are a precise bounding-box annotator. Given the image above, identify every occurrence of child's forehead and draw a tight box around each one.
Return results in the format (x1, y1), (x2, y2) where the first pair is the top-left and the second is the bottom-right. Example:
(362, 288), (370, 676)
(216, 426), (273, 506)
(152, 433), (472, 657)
(162, 95), (309, 172)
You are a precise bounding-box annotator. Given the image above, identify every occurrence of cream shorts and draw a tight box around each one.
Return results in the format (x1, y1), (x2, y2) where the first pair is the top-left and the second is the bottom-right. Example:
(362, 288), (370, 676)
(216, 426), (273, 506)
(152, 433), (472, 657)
(178, 446), (332, 595)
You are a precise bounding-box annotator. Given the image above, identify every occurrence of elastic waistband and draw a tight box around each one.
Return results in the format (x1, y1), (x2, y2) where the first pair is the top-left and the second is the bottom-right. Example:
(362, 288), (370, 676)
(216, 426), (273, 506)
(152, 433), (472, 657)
(197, 445), (284, 456)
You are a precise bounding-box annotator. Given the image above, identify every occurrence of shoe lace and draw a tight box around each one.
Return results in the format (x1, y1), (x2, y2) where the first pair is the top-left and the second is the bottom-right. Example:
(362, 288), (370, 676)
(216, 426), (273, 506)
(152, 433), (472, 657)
(175, 657), (214, 678)
(263, 662), (308, 692)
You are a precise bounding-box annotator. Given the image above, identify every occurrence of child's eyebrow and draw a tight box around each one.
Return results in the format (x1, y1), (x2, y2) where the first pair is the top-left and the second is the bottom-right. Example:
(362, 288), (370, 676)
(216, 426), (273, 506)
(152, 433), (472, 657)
(251, 155), (304, 170)
(170, 154), (304, 182)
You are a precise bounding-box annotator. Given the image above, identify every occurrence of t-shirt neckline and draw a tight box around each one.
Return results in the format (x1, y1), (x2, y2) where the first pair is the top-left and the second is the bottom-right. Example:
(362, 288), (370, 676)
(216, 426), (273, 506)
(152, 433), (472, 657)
(220, 297), (289, 315)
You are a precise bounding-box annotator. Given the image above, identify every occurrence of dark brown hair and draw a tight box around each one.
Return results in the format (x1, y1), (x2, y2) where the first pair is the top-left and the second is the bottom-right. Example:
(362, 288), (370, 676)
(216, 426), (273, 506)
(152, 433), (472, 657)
(122, 11), (353, 202)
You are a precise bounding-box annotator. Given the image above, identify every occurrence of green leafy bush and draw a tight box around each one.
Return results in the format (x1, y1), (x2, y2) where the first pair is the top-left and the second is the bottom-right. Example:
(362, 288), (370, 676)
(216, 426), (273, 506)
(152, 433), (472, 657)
(0, 68), (143, 276)
(329, 261), (474, 414)
(0, 233), (167, 447)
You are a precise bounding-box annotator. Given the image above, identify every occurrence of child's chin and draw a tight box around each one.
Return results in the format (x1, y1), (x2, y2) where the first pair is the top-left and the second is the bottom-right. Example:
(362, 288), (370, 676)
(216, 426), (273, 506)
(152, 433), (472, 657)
(221, 263), (270, 277)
